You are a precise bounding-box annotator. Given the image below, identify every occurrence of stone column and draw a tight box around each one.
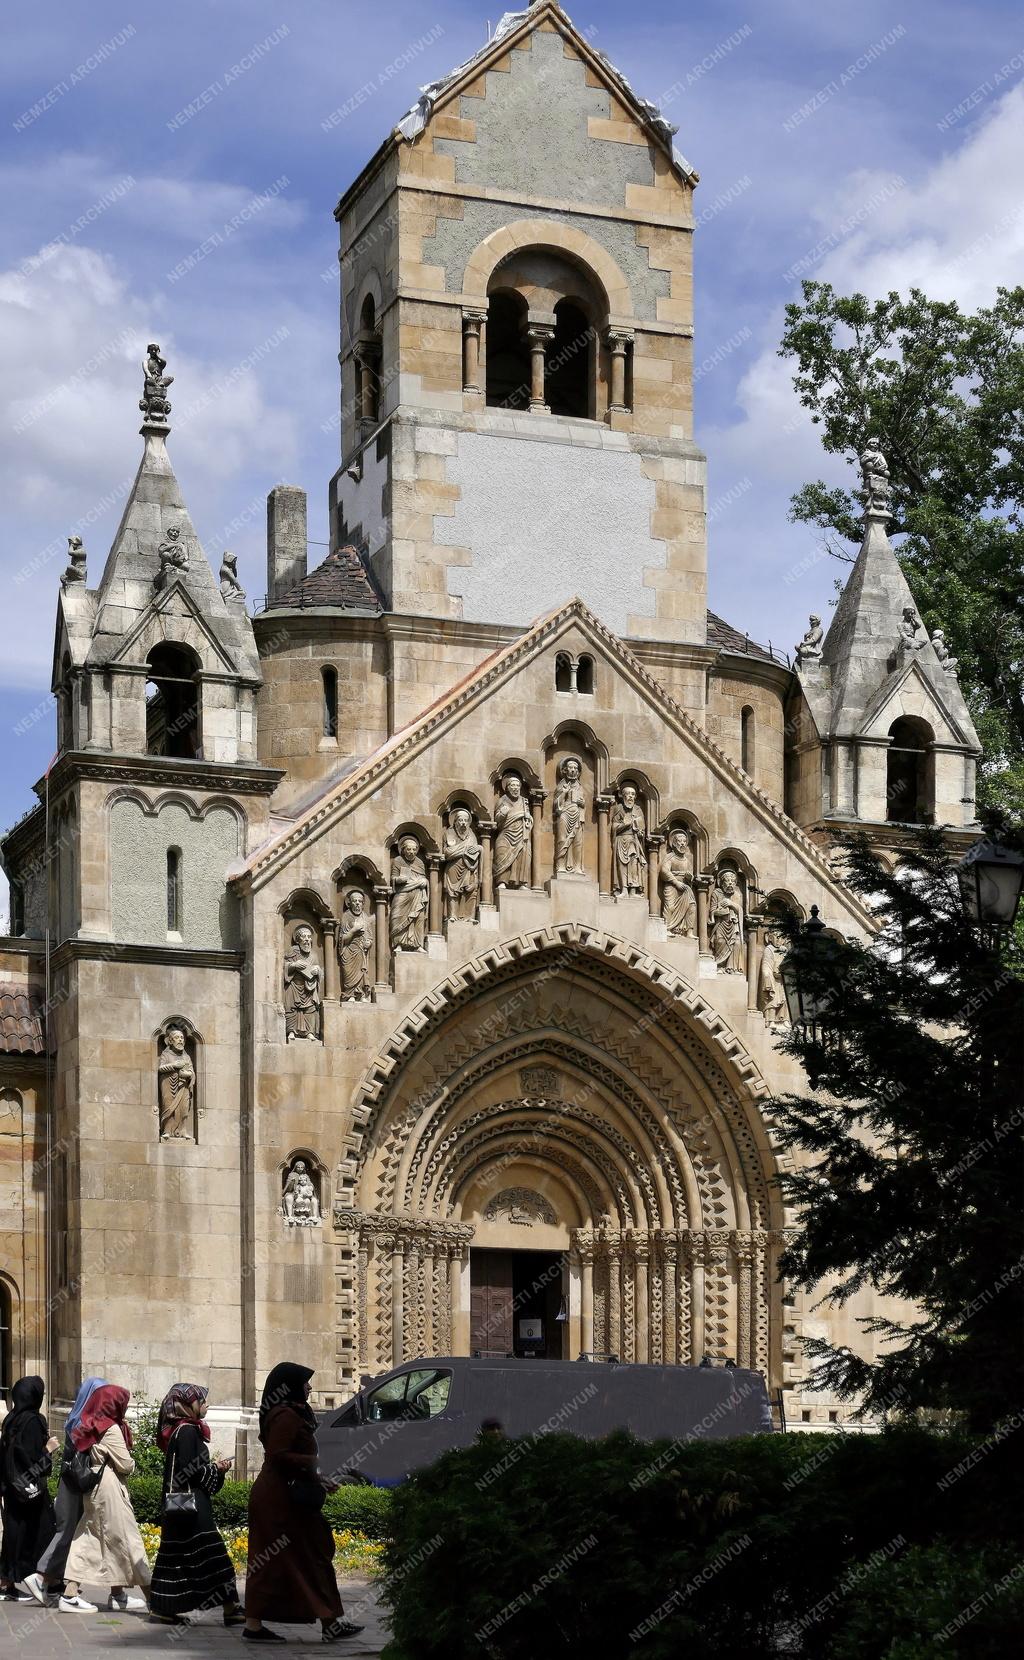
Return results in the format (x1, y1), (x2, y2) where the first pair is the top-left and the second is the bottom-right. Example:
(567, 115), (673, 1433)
(373, 884), (391, 989)
(688, 1233), (706, 1362)
(321, 918), (338, 1000)
(695, 876), (711, 956)
(391, 1240), (405, 1365)
(462, 309), (487, 392)
(529, 787), (546, 890)
(647, 833), (664, 918)
(427, 854), (443, 937)
(733, 1233), (753, 1368)
(607, 1240), (621, 1356)
(575, 1238), (595, 1355)
(661, 1238), (678, 1365)
(605, 326), (633, 413)
(525, 323), (554, 413)
(596, 796), (612, 896)
(478, 820), (495, 908)
(634, 1240), (650, 1364)
(746, 914), (764, 1013)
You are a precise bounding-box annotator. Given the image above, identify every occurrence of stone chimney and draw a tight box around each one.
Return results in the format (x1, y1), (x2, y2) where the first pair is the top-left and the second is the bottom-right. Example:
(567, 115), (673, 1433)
(266, 485), (307, 602)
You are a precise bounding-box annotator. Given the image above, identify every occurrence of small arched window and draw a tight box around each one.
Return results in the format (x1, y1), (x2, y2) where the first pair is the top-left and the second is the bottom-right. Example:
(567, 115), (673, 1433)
(486, 290), (531, 410)
(322, 666), (338, 739)
(887, 718), (934, 824)
(357, 294), (382, 427)
(741, 706), (755, 777)
(166, 846), (182, 934)
(555, 652), (573, 693)
(146, 644), (201, 759)
(576, 655), (595, 695)
(547, 299), (592, 419)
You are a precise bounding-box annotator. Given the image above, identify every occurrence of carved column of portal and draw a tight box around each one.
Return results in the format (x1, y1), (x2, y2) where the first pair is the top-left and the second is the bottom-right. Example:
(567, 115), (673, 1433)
(427, 855), (443, 938)
(478, 819), (495, 908)
(695, 877), (711, 956)
(525, 323), (555, 413)
(596, 796), (612, 896)
(646, 833), (664, 918)
(661, 1237), (678, 1365)
(574, 1234), (595, 1354)
(606, 1237), (621, 1356)
(753, 1231), (771, 1375)
(462, 308), (487, 393)
(391, 1238), (405, 1365)
(732, 1232), (753, 1368)
(688, 1232), (706, 1362)
(322, 918), (338, 1001)
(373, 885), (390, 988)
(529, 788), (546, 890)
(634, 1239), (650, 1363)
(746, 914), (764, 1013)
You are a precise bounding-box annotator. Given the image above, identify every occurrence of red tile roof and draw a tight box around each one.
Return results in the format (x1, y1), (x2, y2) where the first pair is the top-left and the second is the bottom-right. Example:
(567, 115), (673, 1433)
(0, 982), (46, 1055)
(272, 546), (382, 613)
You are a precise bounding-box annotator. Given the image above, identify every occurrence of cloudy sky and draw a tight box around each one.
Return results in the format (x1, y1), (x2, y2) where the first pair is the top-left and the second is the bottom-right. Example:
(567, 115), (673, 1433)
(1, 0), (1022, 841)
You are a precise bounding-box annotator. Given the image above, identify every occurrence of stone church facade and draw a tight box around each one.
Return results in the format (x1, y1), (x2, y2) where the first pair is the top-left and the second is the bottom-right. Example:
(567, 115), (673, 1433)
(1, 4), (980, 1424)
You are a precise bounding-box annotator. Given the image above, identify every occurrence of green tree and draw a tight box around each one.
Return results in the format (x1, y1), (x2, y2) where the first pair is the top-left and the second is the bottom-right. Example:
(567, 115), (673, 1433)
(769, 827), (1024, 1433)
(778, 282), (1024, 811)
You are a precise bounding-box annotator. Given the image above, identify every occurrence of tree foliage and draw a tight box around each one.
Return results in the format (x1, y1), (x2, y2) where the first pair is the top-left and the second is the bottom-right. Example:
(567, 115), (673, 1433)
(779, 282), (1024, 811)
(769, 827), (1024, 1432)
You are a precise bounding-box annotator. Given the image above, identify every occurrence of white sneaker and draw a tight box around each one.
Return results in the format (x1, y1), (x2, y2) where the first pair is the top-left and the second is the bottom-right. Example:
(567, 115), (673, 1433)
(59, 1594), (98, 1612)
(22, 1573), (47, 1605)
(107, 1590), (148, 1611)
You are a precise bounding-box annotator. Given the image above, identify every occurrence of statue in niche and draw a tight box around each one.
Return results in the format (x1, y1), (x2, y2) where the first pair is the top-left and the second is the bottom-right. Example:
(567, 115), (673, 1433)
(493, 771), (532, 889)
(154, 524), (190, 591)
(61, 535), (87, 588)
(442, 807), (480, 921)
(158, 1024), (196, 1140)
(795, 613), (823, 667)
(898, 605), (926, 655)
(659, 829), (696, 936)
(553, 757), (586, 876)
(282, 1159), (322, 1228)
(283, 923), (323, 1041)
(389, 835), (428, 951)
(338, 890), (373, 999)
(860, 438), (891, 514)
(709, 865), (745, 973)
(219, 550), (245, 601)
(141, 343), (174, 421)
(611, 783), (646, 895)
(758, 928), (788, 1027)
(931, 629), (959, 674)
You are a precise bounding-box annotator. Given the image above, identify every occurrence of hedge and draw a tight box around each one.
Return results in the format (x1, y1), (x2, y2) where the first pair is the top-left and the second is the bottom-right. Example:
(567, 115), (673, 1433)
(376, 1427), (1023, 1660)
(122, 1475), (393, 1537)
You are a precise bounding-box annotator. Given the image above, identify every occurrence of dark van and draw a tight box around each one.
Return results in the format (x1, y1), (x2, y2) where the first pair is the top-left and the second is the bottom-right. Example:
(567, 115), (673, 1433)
(317, 1356), (773, 1485)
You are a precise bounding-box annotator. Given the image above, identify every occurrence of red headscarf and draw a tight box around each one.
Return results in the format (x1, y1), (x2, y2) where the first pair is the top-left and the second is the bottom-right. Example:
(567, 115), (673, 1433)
(157, 1383), (211, 1453)
(70, 1384), (132, 1452)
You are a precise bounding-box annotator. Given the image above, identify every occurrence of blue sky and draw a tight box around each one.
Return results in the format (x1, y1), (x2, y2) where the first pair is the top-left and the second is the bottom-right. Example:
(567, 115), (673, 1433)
(1, 0), (1022, 848)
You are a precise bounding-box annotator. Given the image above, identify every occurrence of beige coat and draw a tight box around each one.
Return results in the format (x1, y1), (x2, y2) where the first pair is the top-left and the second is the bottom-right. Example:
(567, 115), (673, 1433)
(64, 1424), (151, 1589)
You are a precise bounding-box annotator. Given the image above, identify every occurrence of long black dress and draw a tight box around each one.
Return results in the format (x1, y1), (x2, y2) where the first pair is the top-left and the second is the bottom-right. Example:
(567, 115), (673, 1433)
(0, 1400), (56, 1583)
(149, 1423), (238, 1617)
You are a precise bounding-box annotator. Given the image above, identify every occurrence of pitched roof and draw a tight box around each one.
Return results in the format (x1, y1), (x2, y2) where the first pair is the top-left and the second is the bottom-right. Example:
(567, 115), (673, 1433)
(0, 982), (46, 1055)
(271, 547), (382, 613)
(707, 611), (781, 665)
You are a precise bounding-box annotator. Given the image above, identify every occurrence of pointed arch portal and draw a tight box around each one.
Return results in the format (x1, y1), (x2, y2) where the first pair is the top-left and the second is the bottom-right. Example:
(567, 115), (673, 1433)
(333, 926), (786, 1388)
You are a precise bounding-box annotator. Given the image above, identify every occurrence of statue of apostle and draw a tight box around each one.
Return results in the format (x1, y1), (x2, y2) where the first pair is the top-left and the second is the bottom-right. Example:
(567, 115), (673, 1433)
(493, 772), (532, 889)
(443, 807), (480, 922)
(389, 835), (429, 951)
(338, 890), (373, 999)
(659, 829), (696, 936)
(611, 783), (646, 895)
(709, 866), (745, 974)
(158, 1025), (195, 1139)
(553, 757), (586, 876)
(758, 929), (788, 1027)
(283, 923), (323, 1041)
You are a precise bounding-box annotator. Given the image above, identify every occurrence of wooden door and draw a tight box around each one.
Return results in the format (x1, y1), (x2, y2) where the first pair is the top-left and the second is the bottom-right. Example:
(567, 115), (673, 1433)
(470, 1251), (514, 1356)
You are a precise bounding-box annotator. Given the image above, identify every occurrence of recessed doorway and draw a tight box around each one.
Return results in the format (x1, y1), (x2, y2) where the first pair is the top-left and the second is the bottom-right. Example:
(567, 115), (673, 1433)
(470, 1248), (565, 1359)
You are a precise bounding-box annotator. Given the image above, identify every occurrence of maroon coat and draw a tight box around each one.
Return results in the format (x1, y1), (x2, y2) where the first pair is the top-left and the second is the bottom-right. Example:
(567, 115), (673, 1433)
(245, 1404), (342, 1624)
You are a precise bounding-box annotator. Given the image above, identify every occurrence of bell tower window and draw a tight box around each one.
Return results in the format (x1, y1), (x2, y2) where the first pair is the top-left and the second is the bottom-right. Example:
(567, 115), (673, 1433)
(485, 290), (530, 410)
(887, 718), (934, 823)
(547, 300), (592, 419)
(322, 666), (338, 739)
(145, 643), (201, 759)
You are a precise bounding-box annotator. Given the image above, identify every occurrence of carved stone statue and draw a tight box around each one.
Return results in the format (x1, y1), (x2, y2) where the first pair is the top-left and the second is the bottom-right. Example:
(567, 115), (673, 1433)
(710, 865), (745, 973)
(389, 835), (428, 951)
(61, 535), (87, 588)
(795, 613), (823, 667)
(282, 1159), (322, 1227)
(338, 890), (373, 999)
(898, 605), (926, 654)
(493, 772), (532, 889)
(553, 757), (586, 876)
(931, 629), (959, 674)
(611, 783), (646, 895)
(659, 829), (696, 936)
(158, 1024), (195, 1140)
(860, 438), (891, 514)
(442, 807), (480, 921)
(154, 524), (190, 591)
(140, 343), (173, 424)
(219, 550), (245, 601)
(758, 929), (788, 1027)
(283, 923), (323, 1041)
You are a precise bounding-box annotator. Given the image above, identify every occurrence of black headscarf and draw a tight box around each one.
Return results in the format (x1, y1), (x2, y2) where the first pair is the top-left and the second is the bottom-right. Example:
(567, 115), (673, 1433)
(0, 1376), (49, 1491)
(259, 1363), (315, 1442)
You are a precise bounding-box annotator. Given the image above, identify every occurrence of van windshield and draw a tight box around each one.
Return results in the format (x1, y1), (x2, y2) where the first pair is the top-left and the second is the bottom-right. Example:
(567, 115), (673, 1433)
(365, 1368), (452, 1423)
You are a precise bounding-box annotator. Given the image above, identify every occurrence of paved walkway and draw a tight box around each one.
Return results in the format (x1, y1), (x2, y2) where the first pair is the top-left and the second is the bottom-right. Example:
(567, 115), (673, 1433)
(0, 1580), (388, 1656)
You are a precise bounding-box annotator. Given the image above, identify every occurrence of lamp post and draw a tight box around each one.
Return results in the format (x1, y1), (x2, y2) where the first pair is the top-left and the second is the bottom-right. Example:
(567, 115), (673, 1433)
(781, 906), (842, 1087)
(956, 837), (1024, 941)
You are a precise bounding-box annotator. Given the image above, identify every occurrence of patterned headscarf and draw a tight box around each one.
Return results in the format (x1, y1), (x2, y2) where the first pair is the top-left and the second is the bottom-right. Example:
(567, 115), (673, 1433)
(157, 1383), (211, 1453)
(66, 1377), (109, 1440)
(70, 1384), (132, 1452)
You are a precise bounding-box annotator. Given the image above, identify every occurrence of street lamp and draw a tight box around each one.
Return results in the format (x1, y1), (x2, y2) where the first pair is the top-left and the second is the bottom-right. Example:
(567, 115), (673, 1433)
(957, 837), (1024, 931)
(781, 907), (843, 1086)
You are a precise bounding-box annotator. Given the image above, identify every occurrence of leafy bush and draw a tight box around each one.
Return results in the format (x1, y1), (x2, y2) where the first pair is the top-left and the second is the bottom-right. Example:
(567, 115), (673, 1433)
(324, 1484), (394, 1540)
(127, 1396), (165, 1480)
(831, 1543), (1024, 1660)
(125, 1473), (393, 1536)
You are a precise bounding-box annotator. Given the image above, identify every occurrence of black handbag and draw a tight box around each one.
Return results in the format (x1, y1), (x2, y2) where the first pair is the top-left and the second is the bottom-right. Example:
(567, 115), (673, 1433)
(63, 1446), (103, 1495)
(287, 1472), (326, 1511)
(159, 1433), (198, 1521)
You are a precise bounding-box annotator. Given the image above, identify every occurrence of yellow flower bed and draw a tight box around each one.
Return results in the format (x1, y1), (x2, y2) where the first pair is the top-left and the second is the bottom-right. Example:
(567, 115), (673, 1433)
(140, 1522), (383, 1577)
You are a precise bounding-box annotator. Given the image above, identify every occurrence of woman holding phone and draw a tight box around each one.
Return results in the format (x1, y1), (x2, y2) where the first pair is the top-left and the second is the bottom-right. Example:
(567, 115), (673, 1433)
(148, 1383), (243, 1627)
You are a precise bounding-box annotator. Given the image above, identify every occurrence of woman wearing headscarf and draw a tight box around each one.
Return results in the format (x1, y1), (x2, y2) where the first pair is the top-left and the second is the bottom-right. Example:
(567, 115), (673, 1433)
(0, 1376), (58, 1598)
(148, 1382), (243, 1627)
(243, 1363), (363, 1644)
(24, 1376), (107, 1608)
(60, 1384), (150, 1614)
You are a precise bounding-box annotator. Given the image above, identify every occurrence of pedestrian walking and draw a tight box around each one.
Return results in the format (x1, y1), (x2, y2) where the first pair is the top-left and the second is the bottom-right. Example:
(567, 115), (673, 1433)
(60, 1384), (150, 1614)
(148, 1382), (244, 1628)
(243, 1362), (363, 1644)
(0, 1376), (58, 1599)
(23, 1375), (108, 1609)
